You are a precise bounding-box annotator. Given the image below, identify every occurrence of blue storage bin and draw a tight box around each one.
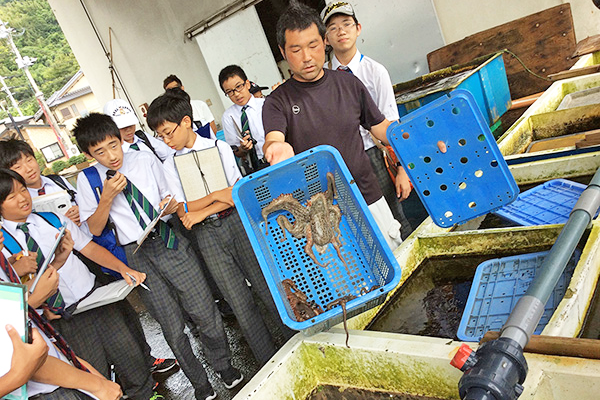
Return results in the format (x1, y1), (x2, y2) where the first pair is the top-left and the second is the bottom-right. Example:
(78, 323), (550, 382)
(232, 145), (402, 334)
(457, 250), (580, 342)
(387, 89), (519, 227)
(395, 52), (511, 127)
(494, 179), (598, 226)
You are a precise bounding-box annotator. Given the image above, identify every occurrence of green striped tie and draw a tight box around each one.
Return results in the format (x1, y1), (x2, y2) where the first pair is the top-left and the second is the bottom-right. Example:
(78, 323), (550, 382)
(130, 143), (140, 151)
(18, 223), (65, 314)
(122, 179), (179, 249)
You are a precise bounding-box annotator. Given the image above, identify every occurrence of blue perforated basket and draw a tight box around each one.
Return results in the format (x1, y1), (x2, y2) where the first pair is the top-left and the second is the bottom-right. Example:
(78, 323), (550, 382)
(457, 250), (580, 342)
(494, 179), (598, 226)
(232, 145), (402, 334)
(387, 89), (519, 227)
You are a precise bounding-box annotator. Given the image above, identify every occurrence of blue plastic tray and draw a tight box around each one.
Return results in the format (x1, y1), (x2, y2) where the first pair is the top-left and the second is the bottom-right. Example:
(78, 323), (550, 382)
(387, 89), (518, 227)
(457, 250), (580, 342)
(232, 145), (402, 334)
(494, 179), (596, 226)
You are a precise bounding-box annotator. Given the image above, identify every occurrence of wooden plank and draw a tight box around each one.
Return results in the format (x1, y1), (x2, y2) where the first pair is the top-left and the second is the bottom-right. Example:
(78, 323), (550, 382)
(427, 4), (576, 99)
(572, 34), (600, 58)
(527, 133), (586, 153)
(548, 65), (600, 81)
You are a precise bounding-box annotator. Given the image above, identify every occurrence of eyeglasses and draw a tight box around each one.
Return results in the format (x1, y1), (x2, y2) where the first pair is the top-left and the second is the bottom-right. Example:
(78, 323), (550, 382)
(157, 121), (180, 140)
(326, 21), (356, 35)
(224, 82), (246, 98)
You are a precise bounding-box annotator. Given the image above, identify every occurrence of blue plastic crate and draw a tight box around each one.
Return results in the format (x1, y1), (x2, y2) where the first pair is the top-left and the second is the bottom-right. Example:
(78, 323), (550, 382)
(232, 146), (402, 334)
(387, 89), (519, 227)
(457, 250), (580, 342)
(494, 179), (597, 226)
(396, 52), (511, 127)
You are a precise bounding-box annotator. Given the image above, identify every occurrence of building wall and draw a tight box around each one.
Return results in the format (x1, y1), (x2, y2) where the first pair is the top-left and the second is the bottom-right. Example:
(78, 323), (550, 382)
(24, 126), (69, 164)
(53, 91), (101, 130)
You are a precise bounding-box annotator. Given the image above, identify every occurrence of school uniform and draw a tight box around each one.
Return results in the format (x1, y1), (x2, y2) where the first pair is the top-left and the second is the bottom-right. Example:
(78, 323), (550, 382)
(77, 150), (233, 397)
(191, 99), (217, 139)
(122, 130), (175, 162)
(328, 50), (413, 239)
(0, 265), (94, 400)
(1, 214), (153, 400)
(164, 135), (288, 365)
(221, 95), (267, 159)
(28, 175), (77, 205)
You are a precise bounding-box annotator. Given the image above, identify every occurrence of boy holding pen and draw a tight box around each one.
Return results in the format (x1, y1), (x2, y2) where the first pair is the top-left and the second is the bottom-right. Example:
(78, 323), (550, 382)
(73, 113), (241, 400)
(0, 169), (156, 400)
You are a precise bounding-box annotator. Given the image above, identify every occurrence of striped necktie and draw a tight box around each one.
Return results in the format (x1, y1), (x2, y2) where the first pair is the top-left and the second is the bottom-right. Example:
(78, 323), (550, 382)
(122, 179), (178, 249)
(0, 253), (87, 371)
(241, 105), (253, 139)
(130, 143), (140, 151)
(37, 187), (46, 196)
(240, 105), (260, 171)
(17, 223), (65, 314)
(337, 65), (352, 74)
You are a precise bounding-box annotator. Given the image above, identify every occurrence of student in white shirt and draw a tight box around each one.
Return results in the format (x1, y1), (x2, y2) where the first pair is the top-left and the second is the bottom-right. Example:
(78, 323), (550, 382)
(322, 1), (414, 238)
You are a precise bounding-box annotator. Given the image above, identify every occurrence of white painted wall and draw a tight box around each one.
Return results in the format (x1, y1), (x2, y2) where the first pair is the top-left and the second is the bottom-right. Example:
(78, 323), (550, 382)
(433, 0), (600, 45)
(195, 7), (282, 111)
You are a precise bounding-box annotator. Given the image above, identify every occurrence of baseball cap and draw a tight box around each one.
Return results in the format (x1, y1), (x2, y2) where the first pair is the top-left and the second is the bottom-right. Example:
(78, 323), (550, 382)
(249, 81), (268, 95)
(321, 1), (355, 24)
(103, 98), (139, 129)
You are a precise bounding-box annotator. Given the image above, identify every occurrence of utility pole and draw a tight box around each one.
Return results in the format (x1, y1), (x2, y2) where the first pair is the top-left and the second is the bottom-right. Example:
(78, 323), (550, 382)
(0, 75), (23, 116)
(0, 18), (71, 157)
(0, 99), (24, 140)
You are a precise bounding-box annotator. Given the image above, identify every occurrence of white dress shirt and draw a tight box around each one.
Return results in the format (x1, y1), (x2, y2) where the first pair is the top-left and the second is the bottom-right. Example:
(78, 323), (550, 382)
(1, 213), (95, 308)
(28, 175), (77, 206)
(329, 50), (399, 150)
(122, 131), (175, 162)
(164, 135), (242, 203)
(221, 96), (266, 158)
(77, 151), (173, 245)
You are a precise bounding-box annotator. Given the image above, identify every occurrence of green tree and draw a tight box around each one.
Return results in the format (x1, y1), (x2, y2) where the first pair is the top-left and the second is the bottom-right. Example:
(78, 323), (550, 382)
(0, 0), (79, 118)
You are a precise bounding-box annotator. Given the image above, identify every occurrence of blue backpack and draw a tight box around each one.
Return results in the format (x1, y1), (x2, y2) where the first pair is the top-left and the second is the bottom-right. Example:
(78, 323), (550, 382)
(1, 212), (62, 256)
(82, 167), (128, 277)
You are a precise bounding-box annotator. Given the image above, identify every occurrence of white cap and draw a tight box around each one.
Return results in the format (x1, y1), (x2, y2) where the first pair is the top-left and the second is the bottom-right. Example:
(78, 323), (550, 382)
(103, 99), (138, 129)
(321, 2), (355, 24)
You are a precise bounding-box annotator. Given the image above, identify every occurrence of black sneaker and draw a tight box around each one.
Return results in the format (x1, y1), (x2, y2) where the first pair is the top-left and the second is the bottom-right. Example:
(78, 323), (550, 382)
(150, 358), (178, 374)
(218, 367), (244, 390)
(195, 386), (217, 400)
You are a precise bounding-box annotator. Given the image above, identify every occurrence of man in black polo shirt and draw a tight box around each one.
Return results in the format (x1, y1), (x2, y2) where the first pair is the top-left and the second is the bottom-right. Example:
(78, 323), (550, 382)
(262, 1), (409, 249)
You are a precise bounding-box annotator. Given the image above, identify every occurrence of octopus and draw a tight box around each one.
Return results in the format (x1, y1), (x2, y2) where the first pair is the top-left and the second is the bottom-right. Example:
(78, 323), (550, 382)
(326, 295), (357, 348)
(262, 172), (347, 268)
(282, 279), (324, 322)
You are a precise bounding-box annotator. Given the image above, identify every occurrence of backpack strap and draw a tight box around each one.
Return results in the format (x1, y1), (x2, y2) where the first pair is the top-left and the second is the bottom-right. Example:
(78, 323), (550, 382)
(0, 227), (23, 255)
(33, 211), (62, 230)
(46, 175), (77, 203)
(82, 166), (103, 203)
(134, 130), (161, 161)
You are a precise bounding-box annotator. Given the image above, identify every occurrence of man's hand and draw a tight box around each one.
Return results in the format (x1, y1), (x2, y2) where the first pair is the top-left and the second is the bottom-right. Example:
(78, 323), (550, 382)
(101, 172), (127, 202)
(9, 251), (38, 278)
(159, 196), (178, 215)
(181, 211), (205, 230)
(6, 325), (48, 385)
(64, 205), (81, 226)
(395, 166), (412, 200)
(264, 141), (295, 165)
(120, 267), (146, 287)
(240, 135), (254, 151)
(51, 229), (74, 269)
(27, 267), (59, 309)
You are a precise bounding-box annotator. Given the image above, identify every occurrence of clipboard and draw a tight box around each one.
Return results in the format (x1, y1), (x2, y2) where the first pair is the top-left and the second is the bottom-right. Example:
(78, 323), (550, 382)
(0, 281), (29, 400)
(29, 224), (66, 294)
(132, 196), (173, 254)
(173, 148), (228, 202)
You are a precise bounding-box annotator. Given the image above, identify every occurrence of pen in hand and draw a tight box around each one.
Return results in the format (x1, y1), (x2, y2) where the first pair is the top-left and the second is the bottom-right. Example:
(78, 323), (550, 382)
(125, 272), (151, 291)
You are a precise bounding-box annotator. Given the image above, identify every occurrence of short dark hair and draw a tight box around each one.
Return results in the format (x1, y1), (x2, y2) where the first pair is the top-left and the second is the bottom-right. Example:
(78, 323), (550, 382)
(218, 65), (248, 91)
(0, 138), (35, 169)
(146, 90), (193, 131)
(276, 1), (326, 49)
(0, 168), (27, 212)
(163, 74), (182, 90)
(325, 13), (359, 26)
(72, 113), (121, 154)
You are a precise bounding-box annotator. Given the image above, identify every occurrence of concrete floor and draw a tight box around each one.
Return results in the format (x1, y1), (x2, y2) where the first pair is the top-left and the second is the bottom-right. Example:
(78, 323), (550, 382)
(128, 289), (287, 400)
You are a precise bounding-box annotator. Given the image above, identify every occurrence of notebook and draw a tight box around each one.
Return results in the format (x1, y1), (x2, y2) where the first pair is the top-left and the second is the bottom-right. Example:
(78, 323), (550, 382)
(174, 147), (228, 202)
(73, 280), (134, 315)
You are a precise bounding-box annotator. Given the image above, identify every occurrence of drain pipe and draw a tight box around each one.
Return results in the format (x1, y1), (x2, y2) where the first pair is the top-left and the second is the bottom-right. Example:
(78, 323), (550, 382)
(451, 168), (600, 400)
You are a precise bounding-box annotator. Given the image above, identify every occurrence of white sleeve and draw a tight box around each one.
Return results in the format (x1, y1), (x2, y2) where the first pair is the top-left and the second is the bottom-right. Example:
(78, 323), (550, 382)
(147, 134), (175, 162)
(217, 140), (242, 185)
(149, 155), (172, 199)
(198, 100), (214, 123)
(75, 171), (99, 224)
(57, 213), (92, 251)
(221, 108), (241, 147)
(163, 156), (187, 203)
(375, 65), (400, 121)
